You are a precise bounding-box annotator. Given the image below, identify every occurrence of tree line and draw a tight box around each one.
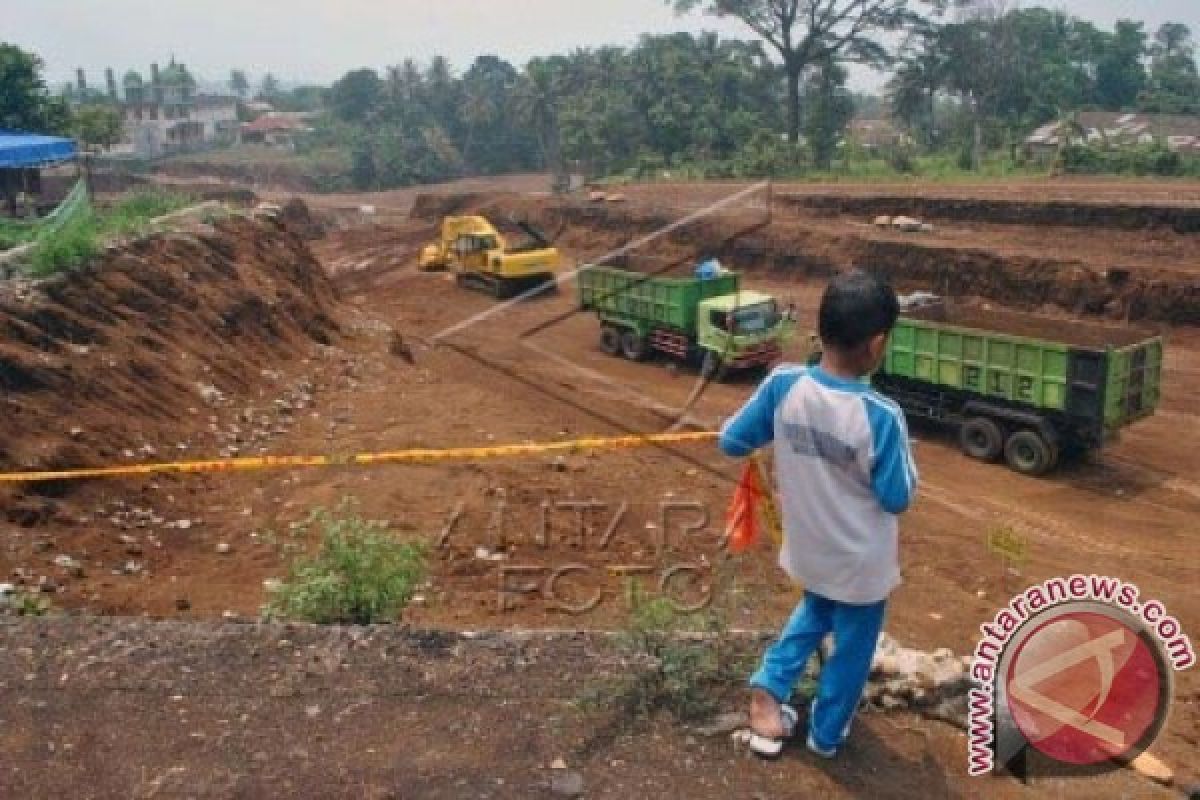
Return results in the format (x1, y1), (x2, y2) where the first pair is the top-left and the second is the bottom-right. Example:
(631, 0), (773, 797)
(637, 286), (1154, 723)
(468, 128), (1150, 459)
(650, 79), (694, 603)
(3, 1), (1199, 188)
(318, 3), (1199, 187)
(889, 8), (1200, 167)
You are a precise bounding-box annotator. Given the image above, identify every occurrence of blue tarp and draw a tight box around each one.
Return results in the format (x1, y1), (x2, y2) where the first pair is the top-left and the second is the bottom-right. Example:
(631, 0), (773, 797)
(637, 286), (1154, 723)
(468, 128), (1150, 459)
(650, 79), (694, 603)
(0, 130), (77, 169)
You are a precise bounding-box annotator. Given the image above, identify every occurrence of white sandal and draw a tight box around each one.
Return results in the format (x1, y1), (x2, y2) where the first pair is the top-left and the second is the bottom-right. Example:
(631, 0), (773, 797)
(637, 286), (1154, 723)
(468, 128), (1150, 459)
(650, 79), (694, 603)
(748, 704), (799, 759)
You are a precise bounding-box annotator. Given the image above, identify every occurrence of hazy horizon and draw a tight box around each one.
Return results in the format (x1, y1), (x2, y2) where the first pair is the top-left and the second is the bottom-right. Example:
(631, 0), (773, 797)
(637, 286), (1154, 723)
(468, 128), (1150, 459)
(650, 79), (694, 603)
(9, 0), (1199, 94)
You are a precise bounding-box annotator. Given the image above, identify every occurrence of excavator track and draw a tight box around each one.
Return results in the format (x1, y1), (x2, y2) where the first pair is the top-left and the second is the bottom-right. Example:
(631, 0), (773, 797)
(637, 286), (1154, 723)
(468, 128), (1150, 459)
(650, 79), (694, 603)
(455, 272), (556, 299)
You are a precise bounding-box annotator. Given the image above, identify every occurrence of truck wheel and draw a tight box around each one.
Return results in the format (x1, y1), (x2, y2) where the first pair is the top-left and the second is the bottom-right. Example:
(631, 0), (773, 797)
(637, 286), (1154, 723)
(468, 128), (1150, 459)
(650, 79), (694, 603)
(959, 417), (1004, 462)
(1004, 430), (1055, 477)
(599, 326), (621, 357)
(700, 351), (726, 381)
(620, 331), (649, 361)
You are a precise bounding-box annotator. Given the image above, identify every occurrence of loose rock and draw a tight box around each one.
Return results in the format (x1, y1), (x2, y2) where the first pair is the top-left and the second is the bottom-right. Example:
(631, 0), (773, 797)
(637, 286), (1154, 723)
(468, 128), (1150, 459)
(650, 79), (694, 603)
(1130, 752), (1173, 786)
(695, 711), (749, 737)
(548, 770), (584, 797)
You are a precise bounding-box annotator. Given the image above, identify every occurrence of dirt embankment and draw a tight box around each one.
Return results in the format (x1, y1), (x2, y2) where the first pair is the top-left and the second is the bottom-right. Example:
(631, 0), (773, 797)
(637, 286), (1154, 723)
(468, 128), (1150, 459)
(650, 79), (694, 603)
(153, 160), (330, 194)
(411, 192), (1200, 325)
(0, 211), (339, 508)
(776, 193), (1200, 233)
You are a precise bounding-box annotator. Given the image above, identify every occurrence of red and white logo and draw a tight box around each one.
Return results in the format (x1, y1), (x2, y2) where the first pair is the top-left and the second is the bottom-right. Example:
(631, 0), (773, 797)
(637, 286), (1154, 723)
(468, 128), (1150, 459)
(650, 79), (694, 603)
(1004, 607), (1167, 766)
(968, 577), (1193, 779)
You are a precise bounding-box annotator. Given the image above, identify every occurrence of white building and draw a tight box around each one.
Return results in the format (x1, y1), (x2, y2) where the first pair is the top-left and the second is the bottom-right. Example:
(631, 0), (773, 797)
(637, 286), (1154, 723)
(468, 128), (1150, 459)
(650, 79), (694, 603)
(192, 96), (241, 145)
(115, 60), (240, 158)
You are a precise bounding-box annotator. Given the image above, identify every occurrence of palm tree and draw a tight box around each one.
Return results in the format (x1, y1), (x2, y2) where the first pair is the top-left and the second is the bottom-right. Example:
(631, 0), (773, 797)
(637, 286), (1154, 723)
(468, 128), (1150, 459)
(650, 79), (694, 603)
(887, 29), (948, 148)
(515, 58), (567, 187)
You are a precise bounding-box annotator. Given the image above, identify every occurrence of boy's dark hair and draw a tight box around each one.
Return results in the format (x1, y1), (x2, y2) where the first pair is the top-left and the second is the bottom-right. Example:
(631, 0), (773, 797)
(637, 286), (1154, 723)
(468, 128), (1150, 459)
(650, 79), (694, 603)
(818, 270), (900, 351)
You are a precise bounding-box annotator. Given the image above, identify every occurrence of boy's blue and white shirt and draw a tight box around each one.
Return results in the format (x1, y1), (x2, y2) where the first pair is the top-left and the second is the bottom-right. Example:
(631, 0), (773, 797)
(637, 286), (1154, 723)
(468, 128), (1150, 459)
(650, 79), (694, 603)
(719, 365), (918, 605)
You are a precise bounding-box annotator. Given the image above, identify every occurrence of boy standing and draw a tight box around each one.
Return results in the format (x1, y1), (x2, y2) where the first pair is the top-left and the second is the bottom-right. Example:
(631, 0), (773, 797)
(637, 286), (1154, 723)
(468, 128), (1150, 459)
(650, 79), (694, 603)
(718, 271), (917, 759)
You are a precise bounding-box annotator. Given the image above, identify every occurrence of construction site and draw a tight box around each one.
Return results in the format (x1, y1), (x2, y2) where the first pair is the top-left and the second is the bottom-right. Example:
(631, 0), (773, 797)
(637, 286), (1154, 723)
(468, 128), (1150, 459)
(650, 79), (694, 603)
(0, 168), (1194, 797)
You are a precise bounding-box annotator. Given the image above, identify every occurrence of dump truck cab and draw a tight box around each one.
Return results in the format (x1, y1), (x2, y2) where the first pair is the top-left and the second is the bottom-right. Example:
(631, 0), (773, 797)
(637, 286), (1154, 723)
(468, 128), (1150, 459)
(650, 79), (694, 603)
(419, 215), (561, 298)
(577, 265), (796, 380)
(697, 291), (792, 372)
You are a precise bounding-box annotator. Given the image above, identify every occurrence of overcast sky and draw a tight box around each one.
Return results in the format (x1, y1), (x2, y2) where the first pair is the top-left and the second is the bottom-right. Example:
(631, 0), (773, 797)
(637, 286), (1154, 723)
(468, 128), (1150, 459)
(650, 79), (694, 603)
(8, 0), (1199, 92)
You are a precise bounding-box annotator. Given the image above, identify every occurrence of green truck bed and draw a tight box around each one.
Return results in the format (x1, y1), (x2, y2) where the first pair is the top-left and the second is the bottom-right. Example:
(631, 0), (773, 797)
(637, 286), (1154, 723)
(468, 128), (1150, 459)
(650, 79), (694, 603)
(882, 305), (1162, 439)
(577, 266), (739, 334)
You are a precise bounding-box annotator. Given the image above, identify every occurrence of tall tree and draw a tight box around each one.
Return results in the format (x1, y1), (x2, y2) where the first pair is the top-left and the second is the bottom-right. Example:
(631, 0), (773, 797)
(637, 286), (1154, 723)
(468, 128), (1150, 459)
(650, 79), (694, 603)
(669, 0), (936, 143)
(0, 43), (71, 133)
(259, 72), (281, 101)
(459, 56), (537, 174)
(1141, 23), (1200, 114)
(887, 25), (948, 146)
(1094, 21), (1148, 110)
(229, 69), (250, 99)
(805, 57), (854, 167)
(516, 57), (570, 181)
(73, 105), (123, 151)
(330, 69), (383, 122)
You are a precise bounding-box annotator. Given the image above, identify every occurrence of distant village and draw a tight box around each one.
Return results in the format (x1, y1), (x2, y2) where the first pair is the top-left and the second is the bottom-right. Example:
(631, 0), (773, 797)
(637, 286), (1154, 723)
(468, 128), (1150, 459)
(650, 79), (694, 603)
(64, 59), (315, 159)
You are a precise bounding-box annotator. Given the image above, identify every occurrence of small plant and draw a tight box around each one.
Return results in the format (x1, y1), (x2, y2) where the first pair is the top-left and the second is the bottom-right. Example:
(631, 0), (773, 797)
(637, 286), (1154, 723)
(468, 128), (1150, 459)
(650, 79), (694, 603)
(581, 577), (748, 727)
(2, 589), (53, 617)
(264, 507), (427, 625)
(884, 145), (917, 174)
(0, 218), (37, 251)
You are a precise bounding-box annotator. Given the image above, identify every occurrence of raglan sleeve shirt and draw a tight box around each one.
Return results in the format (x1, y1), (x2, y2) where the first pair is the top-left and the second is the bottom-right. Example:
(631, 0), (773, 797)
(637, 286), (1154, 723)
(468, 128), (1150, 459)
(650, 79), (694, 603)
(863, 394), (919, 514)
(717, 368), (788, 457)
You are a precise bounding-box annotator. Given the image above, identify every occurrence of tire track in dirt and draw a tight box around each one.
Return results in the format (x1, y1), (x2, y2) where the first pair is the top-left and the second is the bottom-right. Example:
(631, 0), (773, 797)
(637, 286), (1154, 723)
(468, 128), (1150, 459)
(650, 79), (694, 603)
(918, 481), (1138, 559)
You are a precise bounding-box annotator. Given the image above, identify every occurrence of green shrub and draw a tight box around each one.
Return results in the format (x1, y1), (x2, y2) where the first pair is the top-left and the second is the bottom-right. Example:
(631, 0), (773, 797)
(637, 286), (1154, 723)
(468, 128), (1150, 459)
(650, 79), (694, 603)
(0, 219), (37, 251)
(1061, 142), (1200, 177)
(105, 190), (195, 231)
(22, 189), (196, 277)
(884, 145), (917, 174)
(264, 508), (427, 625)
(28, 212), (100, 277)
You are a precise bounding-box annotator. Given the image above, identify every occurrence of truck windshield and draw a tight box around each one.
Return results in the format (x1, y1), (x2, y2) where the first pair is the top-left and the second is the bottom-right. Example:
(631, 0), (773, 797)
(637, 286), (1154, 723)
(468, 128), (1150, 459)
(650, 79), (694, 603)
(732, 302), (779, 334)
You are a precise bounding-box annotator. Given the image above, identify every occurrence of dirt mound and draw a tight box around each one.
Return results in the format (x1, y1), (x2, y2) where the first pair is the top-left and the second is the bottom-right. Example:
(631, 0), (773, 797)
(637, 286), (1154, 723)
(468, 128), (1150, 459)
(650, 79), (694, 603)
(409, 191), (520, 220)
(776, 192), (1200, 233)
(905, 303), (1157, 348)
(153, 160), (327, 194)
(280, 197), (326, 240)
(0, 213), (339, 503)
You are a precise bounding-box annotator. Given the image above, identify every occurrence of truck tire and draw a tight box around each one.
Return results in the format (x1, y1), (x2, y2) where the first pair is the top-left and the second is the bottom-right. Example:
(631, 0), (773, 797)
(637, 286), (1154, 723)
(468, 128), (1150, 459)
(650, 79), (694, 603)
(620, 330), (649, 361)
(959, 417), (1004, 462)
(1004, 430), (1055, 477)
(599, 326), (621, 356)
(700, 351), (726, 381)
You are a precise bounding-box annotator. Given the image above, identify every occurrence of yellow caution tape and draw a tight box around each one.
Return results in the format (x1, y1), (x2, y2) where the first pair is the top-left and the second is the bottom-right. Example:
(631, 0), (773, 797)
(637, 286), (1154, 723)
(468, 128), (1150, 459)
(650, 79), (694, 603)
(751, 456), (785, 548)
(0, 431), (719, 485)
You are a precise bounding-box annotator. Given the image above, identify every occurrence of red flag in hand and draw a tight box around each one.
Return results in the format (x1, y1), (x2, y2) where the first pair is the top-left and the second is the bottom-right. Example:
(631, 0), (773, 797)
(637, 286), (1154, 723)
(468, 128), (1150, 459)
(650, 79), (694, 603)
(726, 460), (766, 554)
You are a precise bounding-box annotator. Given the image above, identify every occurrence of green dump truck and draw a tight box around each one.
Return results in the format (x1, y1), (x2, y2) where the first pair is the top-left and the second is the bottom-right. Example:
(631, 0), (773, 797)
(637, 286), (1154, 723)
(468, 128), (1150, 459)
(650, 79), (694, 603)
(577, 266), (793, 378)
(875, 299), (1163, 476)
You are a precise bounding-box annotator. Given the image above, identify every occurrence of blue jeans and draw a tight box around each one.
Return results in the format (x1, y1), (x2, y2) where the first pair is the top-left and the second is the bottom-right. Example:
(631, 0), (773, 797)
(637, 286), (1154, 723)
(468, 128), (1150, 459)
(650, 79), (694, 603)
(750, 591), (887, 752)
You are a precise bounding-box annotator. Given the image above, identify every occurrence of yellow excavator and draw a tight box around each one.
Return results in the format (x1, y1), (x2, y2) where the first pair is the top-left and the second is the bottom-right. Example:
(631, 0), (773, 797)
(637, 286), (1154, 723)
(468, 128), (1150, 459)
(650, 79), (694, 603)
(418, 215), (562, 298)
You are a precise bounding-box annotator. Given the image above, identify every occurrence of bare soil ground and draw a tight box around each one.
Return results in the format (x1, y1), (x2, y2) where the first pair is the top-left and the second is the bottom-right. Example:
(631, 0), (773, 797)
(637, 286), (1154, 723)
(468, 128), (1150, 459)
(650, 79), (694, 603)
(1, 180), (1198, 796)
(622, 178), (1200, 208)
(0, 618), (1183, 800)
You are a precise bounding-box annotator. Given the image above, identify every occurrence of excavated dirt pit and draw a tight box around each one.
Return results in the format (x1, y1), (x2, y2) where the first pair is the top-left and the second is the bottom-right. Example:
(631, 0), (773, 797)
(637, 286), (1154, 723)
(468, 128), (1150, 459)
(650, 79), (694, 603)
(1, 184), (1198, 796)
(407, 188), (1200, 324)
